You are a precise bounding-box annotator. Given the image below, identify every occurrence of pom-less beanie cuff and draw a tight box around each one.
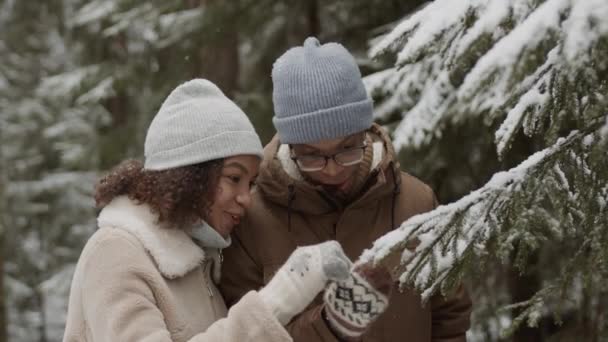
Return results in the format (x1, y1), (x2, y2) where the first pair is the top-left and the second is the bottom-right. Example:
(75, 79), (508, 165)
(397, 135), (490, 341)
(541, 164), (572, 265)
(144, 130), (263, 171)
(273, 98), (373, 144)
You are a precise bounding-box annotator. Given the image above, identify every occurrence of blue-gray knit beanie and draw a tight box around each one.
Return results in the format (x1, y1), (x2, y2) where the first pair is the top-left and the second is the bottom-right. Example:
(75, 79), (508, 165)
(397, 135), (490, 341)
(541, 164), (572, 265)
(144, 79), (263, 170)
(272, 37), (373, 144)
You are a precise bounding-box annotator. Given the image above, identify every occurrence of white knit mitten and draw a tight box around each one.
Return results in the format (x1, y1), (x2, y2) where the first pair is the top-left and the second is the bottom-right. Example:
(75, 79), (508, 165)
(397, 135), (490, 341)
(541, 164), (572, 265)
(323, 262), (392, 340)
(259, 241), (351, 325)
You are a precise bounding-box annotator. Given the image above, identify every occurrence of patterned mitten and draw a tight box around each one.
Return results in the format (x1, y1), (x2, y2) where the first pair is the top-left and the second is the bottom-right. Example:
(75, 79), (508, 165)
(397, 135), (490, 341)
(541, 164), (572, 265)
(323, 262), (392, 340)
(259, 240), (351, 325)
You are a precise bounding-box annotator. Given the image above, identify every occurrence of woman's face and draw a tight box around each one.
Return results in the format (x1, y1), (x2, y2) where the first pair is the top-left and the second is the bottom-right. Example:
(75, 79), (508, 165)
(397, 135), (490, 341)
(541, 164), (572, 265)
(206, 155), (260, 238)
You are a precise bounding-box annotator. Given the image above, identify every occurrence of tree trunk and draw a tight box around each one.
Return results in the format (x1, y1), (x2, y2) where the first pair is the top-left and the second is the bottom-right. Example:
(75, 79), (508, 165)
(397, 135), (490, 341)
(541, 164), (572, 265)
(189, 0), (240, 98)
(0, 232), (6, 342)
(197, 29), (240, 98)
(37, 291), (46, 342)
(306, 0), (320, 38)
(285, 0), (320, 46)
(0, 82), (7, 342)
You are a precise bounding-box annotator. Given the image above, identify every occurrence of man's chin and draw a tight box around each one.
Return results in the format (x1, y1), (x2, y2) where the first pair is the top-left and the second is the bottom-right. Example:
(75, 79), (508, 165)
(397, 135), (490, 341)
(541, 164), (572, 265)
(304, 175), (352, 194)
(321, 180), (351, 195)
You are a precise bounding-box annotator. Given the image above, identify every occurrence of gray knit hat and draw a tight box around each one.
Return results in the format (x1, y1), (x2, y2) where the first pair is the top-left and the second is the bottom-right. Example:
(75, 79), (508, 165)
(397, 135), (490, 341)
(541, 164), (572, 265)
(144, 79), (263, 170)
(271, 37), (373, 144)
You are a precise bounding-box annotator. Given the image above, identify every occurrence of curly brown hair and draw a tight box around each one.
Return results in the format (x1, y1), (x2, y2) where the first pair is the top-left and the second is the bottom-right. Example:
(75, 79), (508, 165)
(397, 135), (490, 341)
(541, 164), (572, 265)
(94, 159), (223, 229)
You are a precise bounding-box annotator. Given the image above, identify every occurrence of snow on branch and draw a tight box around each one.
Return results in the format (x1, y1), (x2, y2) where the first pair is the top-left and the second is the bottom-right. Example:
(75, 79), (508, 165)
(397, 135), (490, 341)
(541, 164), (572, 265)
(36, 65), (103, 100)
(101, 3), (160, 38)
(155, 8), (206, 49)
(359, 129), (605, 302)
(365, 0), (608, 158)
(457, 0), (568, 103)
(562, 0), (608, 64)
(70, 0), (117, 27)
(370, 0), (488, 62)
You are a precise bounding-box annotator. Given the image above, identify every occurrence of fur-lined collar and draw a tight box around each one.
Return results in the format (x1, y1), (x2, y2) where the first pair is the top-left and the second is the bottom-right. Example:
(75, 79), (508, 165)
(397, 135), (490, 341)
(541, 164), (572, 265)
(97, 196), (205, 279)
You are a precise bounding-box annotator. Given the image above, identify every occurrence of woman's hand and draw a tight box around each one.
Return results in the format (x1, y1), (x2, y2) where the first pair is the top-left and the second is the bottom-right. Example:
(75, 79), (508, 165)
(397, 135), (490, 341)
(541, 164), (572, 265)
(259, 241), (351, 325)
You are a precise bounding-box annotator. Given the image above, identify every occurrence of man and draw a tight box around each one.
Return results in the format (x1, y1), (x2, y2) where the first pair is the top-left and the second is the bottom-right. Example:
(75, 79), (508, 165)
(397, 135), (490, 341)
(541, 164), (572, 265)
(220, 37), (472, 341)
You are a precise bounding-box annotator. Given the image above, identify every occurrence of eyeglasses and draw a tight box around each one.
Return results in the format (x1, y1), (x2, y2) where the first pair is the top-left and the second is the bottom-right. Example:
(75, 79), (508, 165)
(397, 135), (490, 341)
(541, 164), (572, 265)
(290, 142), (367, 172)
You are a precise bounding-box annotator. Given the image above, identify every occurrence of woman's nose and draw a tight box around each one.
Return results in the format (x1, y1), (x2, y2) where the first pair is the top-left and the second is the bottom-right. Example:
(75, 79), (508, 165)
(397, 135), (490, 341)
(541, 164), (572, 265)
(236, 190), (252, 208)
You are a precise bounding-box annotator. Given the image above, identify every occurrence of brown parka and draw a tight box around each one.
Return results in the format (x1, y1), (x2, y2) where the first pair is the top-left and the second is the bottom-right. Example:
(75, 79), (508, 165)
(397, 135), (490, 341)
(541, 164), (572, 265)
(220, 124), (472, 341)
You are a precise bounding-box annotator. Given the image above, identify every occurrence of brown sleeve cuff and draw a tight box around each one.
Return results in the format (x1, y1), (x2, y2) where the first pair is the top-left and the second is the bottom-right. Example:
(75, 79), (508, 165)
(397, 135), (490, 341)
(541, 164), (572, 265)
(431, 284), (472, 340)
(286, 304), (342, 342)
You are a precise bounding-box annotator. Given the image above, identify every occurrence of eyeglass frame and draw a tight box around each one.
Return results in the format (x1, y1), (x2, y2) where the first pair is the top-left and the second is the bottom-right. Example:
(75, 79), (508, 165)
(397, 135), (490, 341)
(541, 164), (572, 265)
(289, 141), (368, 172)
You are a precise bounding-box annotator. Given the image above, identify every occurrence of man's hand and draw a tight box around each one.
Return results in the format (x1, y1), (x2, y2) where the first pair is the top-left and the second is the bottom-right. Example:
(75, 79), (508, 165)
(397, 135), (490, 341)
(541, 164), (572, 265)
(323, 262), (392, 340)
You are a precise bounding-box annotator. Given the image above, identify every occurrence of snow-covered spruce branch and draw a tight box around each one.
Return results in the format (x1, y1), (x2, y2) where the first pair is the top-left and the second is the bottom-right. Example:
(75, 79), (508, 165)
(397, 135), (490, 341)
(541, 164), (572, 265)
(495, 215), (608, 337)
(497, 284), (555, 337)
(365, 0), (608, 156)
(358, 128), (607, 302)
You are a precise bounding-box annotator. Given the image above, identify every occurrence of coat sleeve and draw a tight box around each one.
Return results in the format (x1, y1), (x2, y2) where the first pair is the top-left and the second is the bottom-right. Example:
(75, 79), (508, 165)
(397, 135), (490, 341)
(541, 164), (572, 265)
(80, 234), (291, 342)
(430, 285), (472, 342)
(285, 305), (344, 342)
(195, 291), (293, 342)
(427, 188), (473, 342)
(220, 226), (342, 342)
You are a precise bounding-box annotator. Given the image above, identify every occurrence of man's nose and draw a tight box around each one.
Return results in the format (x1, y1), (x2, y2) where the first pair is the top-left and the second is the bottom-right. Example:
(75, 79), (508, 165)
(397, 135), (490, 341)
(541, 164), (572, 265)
(322, 158), (343, 177)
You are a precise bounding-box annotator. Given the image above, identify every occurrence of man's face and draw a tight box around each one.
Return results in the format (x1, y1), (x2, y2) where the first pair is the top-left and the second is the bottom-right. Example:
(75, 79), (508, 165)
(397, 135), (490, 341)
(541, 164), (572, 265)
(290, 132), (366, 194)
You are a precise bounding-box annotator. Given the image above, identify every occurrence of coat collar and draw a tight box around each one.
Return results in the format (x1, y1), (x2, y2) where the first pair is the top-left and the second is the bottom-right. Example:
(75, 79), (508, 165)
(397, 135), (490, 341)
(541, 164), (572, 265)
(97, 196), (205, 279)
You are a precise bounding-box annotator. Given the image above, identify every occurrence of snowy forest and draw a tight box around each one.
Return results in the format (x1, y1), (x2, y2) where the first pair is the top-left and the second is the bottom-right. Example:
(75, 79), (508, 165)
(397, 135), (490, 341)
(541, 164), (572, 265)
(1, 0), (606, 341)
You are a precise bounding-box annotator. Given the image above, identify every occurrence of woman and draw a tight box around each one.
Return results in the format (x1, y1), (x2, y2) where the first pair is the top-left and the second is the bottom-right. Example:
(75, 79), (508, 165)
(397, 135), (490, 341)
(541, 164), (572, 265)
(63, 79), (351, 342)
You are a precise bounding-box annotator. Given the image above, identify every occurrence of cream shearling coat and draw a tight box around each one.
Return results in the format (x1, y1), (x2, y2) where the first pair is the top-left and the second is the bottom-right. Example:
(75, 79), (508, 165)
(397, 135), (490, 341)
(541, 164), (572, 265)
(63, 196), (291, 342)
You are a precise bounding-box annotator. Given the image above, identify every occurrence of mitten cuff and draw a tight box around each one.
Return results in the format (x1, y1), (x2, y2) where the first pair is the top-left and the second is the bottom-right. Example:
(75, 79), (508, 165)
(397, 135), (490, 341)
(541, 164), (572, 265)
(323, 271), (389, 338)
(259, 245), (326, 325)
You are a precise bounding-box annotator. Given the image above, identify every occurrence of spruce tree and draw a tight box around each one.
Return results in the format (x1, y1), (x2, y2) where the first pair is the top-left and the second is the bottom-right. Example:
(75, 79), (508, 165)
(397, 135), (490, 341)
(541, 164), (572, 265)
(362, 0), (608, 340)
(1, 0), (103, 340)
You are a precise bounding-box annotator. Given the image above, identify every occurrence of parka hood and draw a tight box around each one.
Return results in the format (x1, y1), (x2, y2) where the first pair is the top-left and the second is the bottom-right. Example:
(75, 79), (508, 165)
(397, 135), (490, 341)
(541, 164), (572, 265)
(256, 124), (402, 215)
